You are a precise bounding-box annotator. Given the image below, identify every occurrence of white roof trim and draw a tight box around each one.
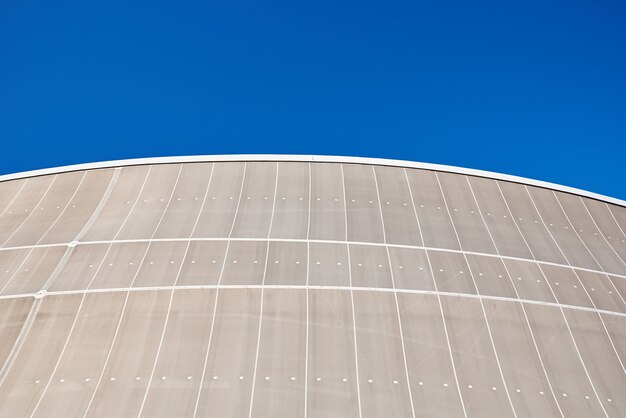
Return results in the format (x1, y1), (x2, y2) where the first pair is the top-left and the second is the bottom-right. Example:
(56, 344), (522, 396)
(0, 154), (624, 207)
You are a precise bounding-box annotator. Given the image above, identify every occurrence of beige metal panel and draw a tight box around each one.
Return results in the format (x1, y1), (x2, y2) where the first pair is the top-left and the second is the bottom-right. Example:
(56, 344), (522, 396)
(153, 163), (213, 239)
(116, 164), (182, 240)
(465, 254), (516, 299)
(309, 163), (346, 241)
(397, 293), (465, 417)
(442, 296), (516, 418)
(387, 247), (435, 291)
(539, 264), (594, 309)
(270, 162), (309, 240)
(220, 240), (268, 285)
(601, 313), (626, 366)
(1, 246), (66, 296)
(41, 169), (115, 245)
(527, 186), (600, 271)
(195, 289), (261, 417)
(483, 299), (563, 417)
(307, 290), (359, 418)
(428, 250), (477, 295)
(132, 241), (189, 288)
(251, 289), (306, 418)
(0, 294), (82, 418)
(502, 259), (556, 303)
(138, 289), (216, 417)
(0, 298), (33, 371)
(0, 249), (30, 293)
(0, 176), (54, 246)
(348, 244), (392, 289)
(557, 191), (626, 275)
(343, 164), (385, 244)
(177, 240), (228, 286)
(584, 199), (626, 265)
(192, 162), (245, 239)
(405, 169), (460, 250)
(468, 177), (533, 259)
(437, 172), (497, 254)
(231, 162), (277, 239)
(87, 242), (149, 290)
(48, 244), (110, 292)
(81, 166), (150, 241)
(609, 205), (626, 236)
(265, 241), (307, 286)
(0, 179), (26, 215)
(30, 292), (126, 418)
(563, 308), (626, 416)
(524, 303), (608, 417)
(498, 181), (566, 265)
(85, 290), (170, 417)
(308, 242), (350, 287)
(374, 166), (422, 246)
(574, 269), (626, 314)
(353, 291), (414, 418)
(4, 172), (83, 248)
(610, 275), (626, 307)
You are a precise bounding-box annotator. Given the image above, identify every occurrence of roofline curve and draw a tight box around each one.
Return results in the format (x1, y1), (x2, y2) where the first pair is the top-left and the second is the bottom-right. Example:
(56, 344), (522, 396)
(0, 154), (624, 207)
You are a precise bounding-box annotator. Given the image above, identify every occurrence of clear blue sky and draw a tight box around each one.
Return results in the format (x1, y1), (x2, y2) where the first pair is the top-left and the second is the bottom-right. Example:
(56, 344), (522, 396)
(1, 0), (625, 199)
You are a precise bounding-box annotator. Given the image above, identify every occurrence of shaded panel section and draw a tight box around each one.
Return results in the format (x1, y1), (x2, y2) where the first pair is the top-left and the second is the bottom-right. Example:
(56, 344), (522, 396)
(308, 242), (349, 287)
(309, 163), (346, 241)
(502, 259), (556, 304)
(87, 242), (149, 290)
(270, 162), (309, 239)
(265, 241), (307, 286)
(231, 162), (277, 239)
(348, 244), (392, 289)
(428, 251), (477, 295)
(0, 297), (33, 372)
(48, 244), (111, 292)
(132, 241), (189, 288)
(178, 241), (228, 286)
(466, 254), (516, 299)
(540, 264), (593, 308)
(388, 247), (435, 291)
(1, 246), (67, 296)
(343, 164), (384, 244)
(220, 241), (268, 286)
(575, 269), (626, 314)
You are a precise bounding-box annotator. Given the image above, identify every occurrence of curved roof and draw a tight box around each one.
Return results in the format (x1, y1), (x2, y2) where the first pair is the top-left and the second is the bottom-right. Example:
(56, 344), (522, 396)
(0, 154), (624, 208)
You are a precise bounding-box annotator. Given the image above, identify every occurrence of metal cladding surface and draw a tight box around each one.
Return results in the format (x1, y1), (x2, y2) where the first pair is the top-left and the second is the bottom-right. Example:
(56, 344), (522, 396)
(0, 156), (625, 418)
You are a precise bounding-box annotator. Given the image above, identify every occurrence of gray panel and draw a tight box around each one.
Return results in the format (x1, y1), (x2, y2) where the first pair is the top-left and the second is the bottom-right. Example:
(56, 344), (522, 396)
(85, 290), (170, 417)
(308, 242), (350, 287)
(397, 293), (466, 417)
(132, 241), (189, 288)
(609, 204), (626, 235)
(30, 292), (126, 418)
(437, 172), (497, 254)
(0, 176), (55, 247)
(441, 296), (515, 418)
(575, 269), (626, 314)
(139, 289), (216, 418)
(428, 250), (477, 295)
(601, 313), (626, 367)
(177, 240), (228, 286)
(309, 163), (346, 241)
(524, 303), (607, 417)
(353, 291), (414, 418)
(265, 241), (307, 286)
(0, 298), (33, 371)
(498, 181), (566, 265)
(348, 244), (392, 289)
(465, 254), (516, 299)
(4, 172), (83, 248)
(563, 308), (626, 416)
(81, 166), (150, 241)
(194, 289), (261, 417)
(539, 264), (594, 309)
(405, 168), (460, 250)
(527, 186), (600, 270)
(251, 289), (306, 418)
(116, 164), (182, 240)
(0, 294), (82, 418)
(609, 275), (626, 308)
(468, 176), (533, 259)
(1, 246), (67, 296)
(502, 259), (556, 304)
(584, 199), (626, 266)
(557, 191), (626, 276)
(483, 299), (563, 417)
(0, 179), (26, 215)
(87, 242), (149, 290)
(40, 169), (114, 244)
(343, 164), (385, 244)
(270, 162), (309, 239)
(153, 163), (213, 239)
(374, 166), (422, 246)
(48, 244), (111, 292)
(220, 240), (268, 286)
(192, 162), (245, 238)
(387, 247), (435, 291)
(0, 249), (30, 293)
(231, 162), (277, 238)
(307, 290), (359, 418)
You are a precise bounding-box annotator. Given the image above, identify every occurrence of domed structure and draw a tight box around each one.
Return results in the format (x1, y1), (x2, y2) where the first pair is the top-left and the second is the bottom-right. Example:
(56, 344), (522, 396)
(0, 155), (624, 417)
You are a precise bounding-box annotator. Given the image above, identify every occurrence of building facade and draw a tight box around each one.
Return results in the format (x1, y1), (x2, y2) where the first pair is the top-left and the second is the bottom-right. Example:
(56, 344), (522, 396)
(0, 155), (624, 417)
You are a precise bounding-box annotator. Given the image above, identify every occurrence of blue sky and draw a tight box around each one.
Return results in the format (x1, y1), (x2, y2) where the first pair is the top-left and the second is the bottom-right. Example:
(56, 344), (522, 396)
(1, 0), (625, 199)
